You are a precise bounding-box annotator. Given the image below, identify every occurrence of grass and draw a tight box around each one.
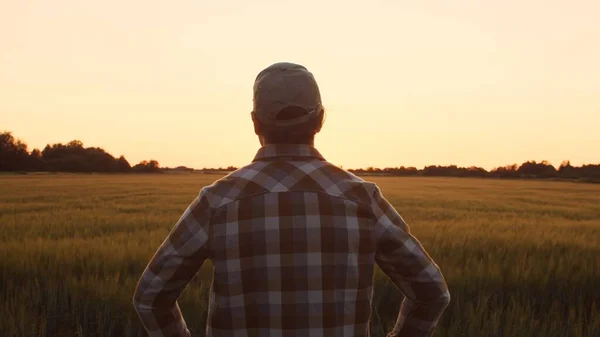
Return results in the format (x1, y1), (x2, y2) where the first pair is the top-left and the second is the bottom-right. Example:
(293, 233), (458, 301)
(1, 174), (599, 336)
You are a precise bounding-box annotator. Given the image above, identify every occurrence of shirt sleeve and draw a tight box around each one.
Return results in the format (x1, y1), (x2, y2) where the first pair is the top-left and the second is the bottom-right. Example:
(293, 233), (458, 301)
(133, 189), (212, 337)
(370, 184), (450, 337)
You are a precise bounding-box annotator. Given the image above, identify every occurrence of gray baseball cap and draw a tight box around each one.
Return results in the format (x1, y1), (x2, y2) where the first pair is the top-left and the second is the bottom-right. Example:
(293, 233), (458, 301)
(252, 62), (323, 127)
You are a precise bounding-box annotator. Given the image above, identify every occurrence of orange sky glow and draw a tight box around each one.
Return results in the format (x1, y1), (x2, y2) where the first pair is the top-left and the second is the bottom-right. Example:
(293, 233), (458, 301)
(1, 1), (599, 170)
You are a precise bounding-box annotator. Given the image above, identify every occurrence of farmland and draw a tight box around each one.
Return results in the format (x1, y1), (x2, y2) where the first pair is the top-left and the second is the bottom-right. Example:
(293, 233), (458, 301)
(1, 174), (599, 337)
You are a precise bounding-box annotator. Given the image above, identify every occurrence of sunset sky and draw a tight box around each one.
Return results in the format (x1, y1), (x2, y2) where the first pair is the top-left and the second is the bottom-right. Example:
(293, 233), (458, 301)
(1, 1), (599, 170)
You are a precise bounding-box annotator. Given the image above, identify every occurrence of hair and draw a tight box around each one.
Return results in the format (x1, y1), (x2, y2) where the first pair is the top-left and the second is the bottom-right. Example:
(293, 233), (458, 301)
(256, 106), (326, 145)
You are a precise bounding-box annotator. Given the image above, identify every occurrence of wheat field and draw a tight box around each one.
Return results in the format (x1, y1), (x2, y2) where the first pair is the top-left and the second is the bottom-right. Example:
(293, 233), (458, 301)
(1, 174), (599, 337)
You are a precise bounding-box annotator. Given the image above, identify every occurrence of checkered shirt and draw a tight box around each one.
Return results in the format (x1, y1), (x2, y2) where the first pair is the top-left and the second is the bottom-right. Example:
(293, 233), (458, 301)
(133, 144), (450, 337)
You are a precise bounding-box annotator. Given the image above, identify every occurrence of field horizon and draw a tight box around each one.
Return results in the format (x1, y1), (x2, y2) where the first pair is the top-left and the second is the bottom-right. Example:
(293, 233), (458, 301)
(1, 174), (599, 336)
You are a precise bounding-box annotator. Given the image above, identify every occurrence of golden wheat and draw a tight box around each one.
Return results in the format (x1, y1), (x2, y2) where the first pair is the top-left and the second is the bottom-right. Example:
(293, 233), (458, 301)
(1, 174), (598, 336)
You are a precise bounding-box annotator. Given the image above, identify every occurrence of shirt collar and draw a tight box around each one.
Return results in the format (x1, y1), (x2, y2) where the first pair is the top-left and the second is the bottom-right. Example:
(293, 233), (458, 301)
(253, 144), (326, 162)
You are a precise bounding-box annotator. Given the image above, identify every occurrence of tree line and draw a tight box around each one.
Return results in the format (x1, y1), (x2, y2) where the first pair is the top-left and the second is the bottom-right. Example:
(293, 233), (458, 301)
(0, 131), (161, 173)
(2, 131), (599, 181)
(347, 161), (600, 181)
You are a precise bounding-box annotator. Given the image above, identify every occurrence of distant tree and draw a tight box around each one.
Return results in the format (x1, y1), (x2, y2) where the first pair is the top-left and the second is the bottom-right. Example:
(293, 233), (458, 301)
(116, 156), (131, 172)
(378, 166), (419, 176)
(490, 164), (518, 178)
(86, 147), (122, 172)
(0, 132), (30, 171)
(465, 166), (488, 177)
(167, 166), (194, 172)
(579, 164), (600, 179)
(403, 167), (419, 176)
(423, 165), (463, 177)
(132, 160), (162, 173)
(36, 139), (133, 173)
(517, 160), (557, 178)
(558, 160), (575, 178)
(132, 160), (148, 172)
(67, 140), (84, 150)
(28, 149), (47, 171)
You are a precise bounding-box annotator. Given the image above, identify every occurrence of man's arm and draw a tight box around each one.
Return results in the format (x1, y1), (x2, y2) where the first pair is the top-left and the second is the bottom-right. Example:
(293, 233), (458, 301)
(133, 191), (212, 337)
(370, 185), (450, 337)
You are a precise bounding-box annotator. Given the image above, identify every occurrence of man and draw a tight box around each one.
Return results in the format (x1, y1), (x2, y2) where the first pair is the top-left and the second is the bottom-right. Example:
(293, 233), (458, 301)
(133, 62), (450, 337)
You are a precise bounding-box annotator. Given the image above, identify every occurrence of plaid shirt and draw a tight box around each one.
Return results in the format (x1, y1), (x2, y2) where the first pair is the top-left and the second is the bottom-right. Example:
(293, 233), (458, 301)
(133, 144), (450, 337)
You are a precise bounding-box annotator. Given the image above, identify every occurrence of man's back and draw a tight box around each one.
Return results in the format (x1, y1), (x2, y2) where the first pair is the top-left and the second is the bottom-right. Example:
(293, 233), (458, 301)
(134, 144), (449, 337)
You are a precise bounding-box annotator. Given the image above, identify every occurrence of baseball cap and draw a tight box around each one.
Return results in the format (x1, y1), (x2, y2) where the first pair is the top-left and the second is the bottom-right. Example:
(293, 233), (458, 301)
(252, 62), (323, 128)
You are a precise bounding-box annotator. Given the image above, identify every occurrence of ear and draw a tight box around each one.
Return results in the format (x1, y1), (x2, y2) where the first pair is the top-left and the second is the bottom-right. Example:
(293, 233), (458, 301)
(314, 110), (325, 133)
(315, 122), (322, 133)
(251, 112), (261, 136)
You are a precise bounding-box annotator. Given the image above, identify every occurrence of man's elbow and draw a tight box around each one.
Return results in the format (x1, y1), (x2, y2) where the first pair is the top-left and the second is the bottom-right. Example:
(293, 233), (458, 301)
(132, 287), (150, 314)
(426, 274), (450, 308)
(132, 293), (142, 313)
(413, 287), (450, 325)
(439, 288), (451, 308)
(430, 287), (451, 316)
(132, 297), (156, 318)
(415, 284), (450, 311)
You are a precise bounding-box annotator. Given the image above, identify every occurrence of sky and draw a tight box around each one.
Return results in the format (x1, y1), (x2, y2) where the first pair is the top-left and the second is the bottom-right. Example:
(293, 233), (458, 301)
(1, 0), (599, 170)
